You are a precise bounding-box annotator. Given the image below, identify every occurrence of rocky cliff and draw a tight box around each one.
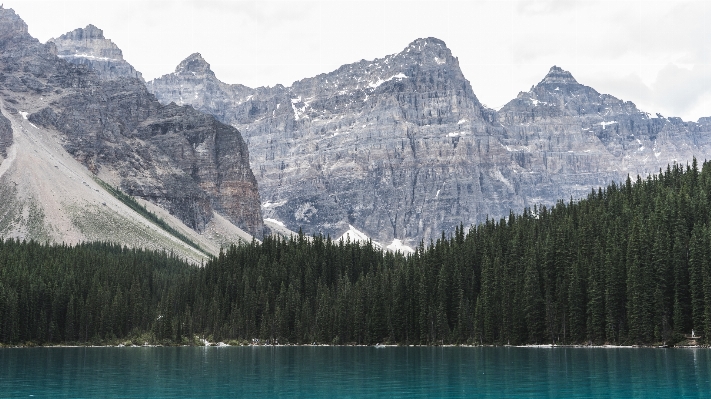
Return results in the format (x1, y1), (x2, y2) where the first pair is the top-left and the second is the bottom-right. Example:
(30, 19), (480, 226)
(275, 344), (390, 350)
(148, 40), (711, 246)
(49, 25), (143, 81)
(149, 38), (505, 246)
(497, 66), (711, 187)
(0, 8), (263, 246)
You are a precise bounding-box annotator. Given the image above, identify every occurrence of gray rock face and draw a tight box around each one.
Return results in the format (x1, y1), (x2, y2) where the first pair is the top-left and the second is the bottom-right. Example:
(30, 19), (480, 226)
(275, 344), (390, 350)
(497, 66), (711, 182)
(49, 25), (143, 81)
(150, 38), (499, 245)
(148, 40), (711, 246)
(0, 8), (262, 237)
(147, 52), (254, 122)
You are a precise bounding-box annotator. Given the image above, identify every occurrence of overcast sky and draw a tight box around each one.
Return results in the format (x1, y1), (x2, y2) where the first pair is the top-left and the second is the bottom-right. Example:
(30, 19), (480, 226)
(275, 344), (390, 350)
(7, 0), (711, 121)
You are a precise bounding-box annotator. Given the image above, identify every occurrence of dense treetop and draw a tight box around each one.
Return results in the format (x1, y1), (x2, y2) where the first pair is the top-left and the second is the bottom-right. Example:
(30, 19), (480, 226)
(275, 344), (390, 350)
(2, 160), (711, 346)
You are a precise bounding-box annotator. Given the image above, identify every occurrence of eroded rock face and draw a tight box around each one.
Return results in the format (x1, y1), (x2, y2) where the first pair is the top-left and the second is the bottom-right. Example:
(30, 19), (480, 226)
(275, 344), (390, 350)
(150, 38), (502, 245)
(147, 53), (255, 123)
(0, 9), (262, 237)
(143, 40), (710, 245)
(49, 25), (143, 81)
(497, 66), (711, 181)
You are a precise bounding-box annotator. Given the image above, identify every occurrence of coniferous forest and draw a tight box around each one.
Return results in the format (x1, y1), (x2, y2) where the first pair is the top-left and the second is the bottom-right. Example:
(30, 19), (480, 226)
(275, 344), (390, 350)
(2, 160), (711, 346)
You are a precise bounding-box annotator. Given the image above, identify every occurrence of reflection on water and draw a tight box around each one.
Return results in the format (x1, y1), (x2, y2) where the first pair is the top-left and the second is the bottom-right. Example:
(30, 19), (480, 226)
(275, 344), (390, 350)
(1, 346), (710, 398)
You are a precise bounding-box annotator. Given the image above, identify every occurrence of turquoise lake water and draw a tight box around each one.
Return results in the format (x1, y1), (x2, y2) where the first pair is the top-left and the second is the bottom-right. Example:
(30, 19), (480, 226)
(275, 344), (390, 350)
(1, 346), (710, 398)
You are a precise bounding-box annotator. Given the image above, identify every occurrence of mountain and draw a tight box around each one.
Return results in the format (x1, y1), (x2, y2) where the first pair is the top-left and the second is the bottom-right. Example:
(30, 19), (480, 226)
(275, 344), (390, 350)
(493, 65), (711, 207)
(149, 38), (501, 247)
(49, 24), (143, 81)
(148, 42), (711, 246)
(0, 8), (263, 261)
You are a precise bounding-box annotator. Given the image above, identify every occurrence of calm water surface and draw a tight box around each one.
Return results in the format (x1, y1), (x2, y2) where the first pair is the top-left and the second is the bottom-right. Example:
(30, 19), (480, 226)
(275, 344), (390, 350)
(1, 346), (710, 398)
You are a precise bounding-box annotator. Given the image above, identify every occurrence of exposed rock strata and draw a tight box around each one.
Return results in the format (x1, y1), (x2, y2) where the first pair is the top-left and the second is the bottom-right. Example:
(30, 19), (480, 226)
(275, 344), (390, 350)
(150, 39), (499, 244)
(49, 25), (143, 81)
(0, 9), (263, 237)
(149, 44), (711, 246)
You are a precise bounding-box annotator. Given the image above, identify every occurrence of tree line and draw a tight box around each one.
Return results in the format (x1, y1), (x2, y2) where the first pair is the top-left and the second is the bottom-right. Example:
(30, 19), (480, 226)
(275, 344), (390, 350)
(2, 160), (711, 346)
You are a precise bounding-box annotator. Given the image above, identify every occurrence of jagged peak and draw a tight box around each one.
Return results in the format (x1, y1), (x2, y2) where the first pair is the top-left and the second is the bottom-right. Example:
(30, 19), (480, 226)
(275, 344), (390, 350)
(57, 24), (105, 41)
(539, 66), (578, 85)
(175, 52), (214, 76)
(0, 7), (30, 42)
(396, 37), (457, 69)
(403, 37), (451, 56)
(50, 24), (127, 63)
(407, 37), (448, 49)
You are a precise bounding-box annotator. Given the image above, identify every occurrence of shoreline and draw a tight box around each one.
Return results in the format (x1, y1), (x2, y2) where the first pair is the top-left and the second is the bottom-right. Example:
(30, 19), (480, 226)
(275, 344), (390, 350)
(1, 342), (708, 349)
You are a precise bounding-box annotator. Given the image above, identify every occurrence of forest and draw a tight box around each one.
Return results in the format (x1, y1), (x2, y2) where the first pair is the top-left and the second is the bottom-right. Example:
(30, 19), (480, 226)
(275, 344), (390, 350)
(1, 159), (711, 346)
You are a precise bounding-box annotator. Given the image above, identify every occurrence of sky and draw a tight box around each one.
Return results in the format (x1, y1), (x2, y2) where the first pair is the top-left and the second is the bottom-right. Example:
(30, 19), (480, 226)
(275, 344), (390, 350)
(7, 0), (711, 121)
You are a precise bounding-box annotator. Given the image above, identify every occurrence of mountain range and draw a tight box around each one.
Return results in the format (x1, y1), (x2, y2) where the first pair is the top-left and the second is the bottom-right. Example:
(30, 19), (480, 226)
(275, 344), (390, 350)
(146, 38), (711, 248)
(1, 6), (710, 254)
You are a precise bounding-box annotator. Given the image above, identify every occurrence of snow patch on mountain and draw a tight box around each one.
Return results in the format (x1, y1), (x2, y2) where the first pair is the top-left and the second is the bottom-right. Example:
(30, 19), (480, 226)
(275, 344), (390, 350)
(338, 225), (413, 254)
(368, 73), (407, 89)
(264, 218), (285, 227)
(262, 200), (287, 208)
(58, 53), (114, 61)
(387, 239), (414, 254)
(339, 224), (375, 244)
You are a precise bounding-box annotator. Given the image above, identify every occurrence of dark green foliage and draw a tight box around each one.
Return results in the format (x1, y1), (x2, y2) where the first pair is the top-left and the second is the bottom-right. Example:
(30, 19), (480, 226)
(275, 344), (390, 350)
(0, 240), (191, 344)
(2, 160), (711, 345)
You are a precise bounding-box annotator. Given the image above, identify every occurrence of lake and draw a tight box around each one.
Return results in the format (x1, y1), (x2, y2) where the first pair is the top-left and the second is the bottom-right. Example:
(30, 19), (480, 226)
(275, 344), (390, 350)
(1, 346), (710, 398)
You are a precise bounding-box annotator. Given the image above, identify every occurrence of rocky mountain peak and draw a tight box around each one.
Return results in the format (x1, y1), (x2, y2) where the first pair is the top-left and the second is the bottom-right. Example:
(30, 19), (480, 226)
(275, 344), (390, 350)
(50, 24), (123, 60)
(149, 36), (493, 245)
(0, 7), (31, 45)
(400, 37), (454, 66)
(0, 8), (264, 255)
(539, 66), (578, 85)
(175, 53), (215, 77)
(406, 37), (448, 50)
(48, 24), (142, 81)
(57, 24), (105, 41)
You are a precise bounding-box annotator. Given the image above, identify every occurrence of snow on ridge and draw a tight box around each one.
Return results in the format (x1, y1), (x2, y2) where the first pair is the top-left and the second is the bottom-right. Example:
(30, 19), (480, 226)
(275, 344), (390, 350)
(600, 121), (618, 129)
(262, 200), (287, 208)
(338, 225), (414, 254)
(529, 98), (551, 106)
(368, 73), (407, 89)
(339, 224), (374, 244)
(58, 53), (115, 62)
(264, 218), (286, 228)
(292, 101), (302, 120)
(338, 225), (384, 250)
(290, 96), (309, 120)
